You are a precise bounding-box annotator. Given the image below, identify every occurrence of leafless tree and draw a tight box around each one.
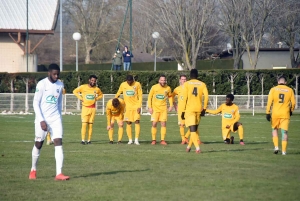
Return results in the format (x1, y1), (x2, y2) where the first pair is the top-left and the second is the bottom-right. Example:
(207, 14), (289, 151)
(240, 0), (276, 69)
(64, 0), (123, 64)
(218, 0), (246, 69)
(142, 0), (217, 70)
(245, 72), (255, 108)
(258, 73), (265, 107)
(271, 0), (300, 68)
(228, 73), (238, 94)
(293, 74), (300, 109)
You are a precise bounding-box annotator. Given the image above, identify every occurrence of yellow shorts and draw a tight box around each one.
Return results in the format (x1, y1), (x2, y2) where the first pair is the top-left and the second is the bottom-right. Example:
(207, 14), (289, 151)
(151, 110), (167, 122)
(272, 118), (289, 131)
(177, 111), (185, 125)
(81, 106), (96, 123)
(111, 114), (123, 124)
(124, 109), (140, 122)
(222, 123), (238, 139)
(185, 112), (201, 127)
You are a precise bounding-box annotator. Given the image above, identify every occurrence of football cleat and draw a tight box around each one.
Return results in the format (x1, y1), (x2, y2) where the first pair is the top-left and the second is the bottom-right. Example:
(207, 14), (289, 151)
(117, 141), (122, 144)
(86, 141), (91, 144)
(195, 149), (201, 154)
(160, 140), (167, 145)
(282, 152), (286, 155)
(186, 147), (191, 152)
(274, 147), (279, 154)
(29, 170), (36, 180)
(134, 141), (140, 145)
(230, 136), (234, 144)
(81, 141), (85, 145)
(127, 141), (133, 145)
(55, 174), (70, 181)
(109, 141), (113, 144)
(239, 141), (245, 145)
(181, 140), (187, 145)
(151, 140), (156, 145)
(198, 140), (204, 145)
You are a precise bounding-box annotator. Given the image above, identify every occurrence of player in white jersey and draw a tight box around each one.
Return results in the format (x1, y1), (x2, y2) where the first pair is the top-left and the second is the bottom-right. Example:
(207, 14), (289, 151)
(29, 64), (69, 181)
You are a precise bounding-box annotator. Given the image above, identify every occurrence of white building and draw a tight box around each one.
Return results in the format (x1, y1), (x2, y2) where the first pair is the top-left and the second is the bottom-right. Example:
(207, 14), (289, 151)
(0, 0), (59, 73)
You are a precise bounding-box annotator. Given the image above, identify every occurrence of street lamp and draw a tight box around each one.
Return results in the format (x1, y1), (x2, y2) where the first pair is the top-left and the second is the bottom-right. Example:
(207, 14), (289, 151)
(152, 32), (160, 71)
(72, 32), (81, 71)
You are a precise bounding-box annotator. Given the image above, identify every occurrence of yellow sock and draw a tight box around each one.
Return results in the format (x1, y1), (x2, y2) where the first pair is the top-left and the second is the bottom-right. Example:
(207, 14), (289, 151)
(46, 132), (51, 142)
(108, 128), (114, 141)
(273, 136), (279, 148)
(238, 125), (244, 140)
(197, 130), (201, 143)
(151, 127), (157, 140)
(88, 123), (93, 141)
(161, 127), (166, 141)
(282, 141), (287, 153)
(185, 129), (191, 138)
(191, 132), (200, 149)
(127, 124), (132, 141)
(81, 122), (87, 141)
(135, 124), (141, 139)
(179, 126), (185, 141)
(118, 127), (123, 141)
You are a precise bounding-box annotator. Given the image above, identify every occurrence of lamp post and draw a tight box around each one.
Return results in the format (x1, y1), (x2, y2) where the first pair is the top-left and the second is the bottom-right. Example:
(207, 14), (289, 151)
(72, 32), (81, 71)
(152, 32), (160, 71)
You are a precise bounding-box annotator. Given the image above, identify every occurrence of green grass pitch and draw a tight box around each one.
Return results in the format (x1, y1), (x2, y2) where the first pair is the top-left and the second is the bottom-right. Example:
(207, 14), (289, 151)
(0, 114), (299, 201)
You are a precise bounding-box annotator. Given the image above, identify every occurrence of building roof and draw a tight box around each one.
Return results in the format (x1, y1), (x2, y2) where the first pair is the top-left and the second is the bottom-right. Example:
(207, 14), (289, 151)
(131, 49), (164, 63)
(0, 0), (59, 34)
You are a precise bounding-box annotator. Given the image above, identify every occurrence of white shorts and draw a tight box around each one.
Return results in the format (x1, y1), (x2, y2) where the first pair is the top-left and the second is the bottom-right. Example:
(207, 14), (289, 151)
(34, 118), (63, 142)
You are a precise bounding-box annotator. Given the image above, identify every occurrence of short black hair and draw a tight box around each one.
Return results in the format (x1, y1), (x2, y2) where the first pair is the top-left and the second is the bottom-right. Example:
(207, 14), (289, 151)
(89, 75), (98, 80)
(226, 94), (234, 101)
(126, 75), (134, 81)
(160, 74), (166, 79)
(190, 69), (198, 79)
(179, 75), (187, 79)
(112, 98), (120, 108)
(48, 63), (60, 71)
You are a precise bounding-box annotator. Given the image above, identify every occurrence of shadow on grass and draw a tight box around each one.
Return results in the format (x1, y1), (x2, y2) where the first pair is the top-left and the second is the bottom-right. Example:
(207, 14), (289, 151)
(74, 169), (150, 178)
(205, 147), (264, 153)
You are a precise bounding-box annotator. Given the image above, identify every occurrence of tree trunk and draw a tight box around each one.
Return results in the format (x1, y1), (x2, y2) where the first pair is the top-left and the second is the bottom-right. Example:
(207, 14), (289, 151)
(24, 78), (29, 113)
(85, 47), (92, 64)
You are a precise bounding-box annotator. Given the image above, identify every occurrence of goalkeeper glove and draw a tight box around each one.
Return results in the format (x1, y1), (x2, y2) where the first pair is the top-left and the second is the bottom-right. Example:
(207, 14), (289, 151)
(200, 109), (206, 116)
(181, 112), (185, 120)
(266, 114), (271, 121)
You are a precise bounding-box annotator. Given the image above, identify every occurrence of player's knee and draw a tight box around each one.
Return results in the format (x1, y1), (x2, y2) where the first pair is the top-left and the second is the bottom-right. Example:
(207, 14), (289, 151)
(35, 141), (43, 149)
(161, 122), (166, 127)
(135, 120), (140, 124)
(118, 123), (123, 127)
(126, 121), (132, 125)
(53, 138), (62, 146)
(152, 122), (158, 127)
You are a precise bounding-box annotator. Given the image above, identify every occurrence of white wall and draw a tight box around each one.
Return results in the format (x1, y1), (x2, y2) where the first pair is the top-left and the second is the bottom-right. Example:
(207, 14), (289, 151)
(0, 33), (37, 72)
(242, 51), (293, 69)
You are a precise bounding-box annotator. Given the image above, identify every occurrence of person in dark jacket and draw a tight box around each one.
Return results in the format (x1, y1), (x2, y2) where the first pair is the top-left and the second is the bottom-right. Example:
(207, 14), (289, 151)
(122, 46), (133, 71)
(113, 48), (122, 71)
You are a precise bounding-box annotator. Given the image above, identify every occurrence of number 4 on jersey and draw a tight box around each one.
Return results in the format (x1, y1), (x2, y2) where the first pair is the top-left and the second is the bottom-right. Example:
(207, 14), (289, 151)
(192, 87), (198, 97)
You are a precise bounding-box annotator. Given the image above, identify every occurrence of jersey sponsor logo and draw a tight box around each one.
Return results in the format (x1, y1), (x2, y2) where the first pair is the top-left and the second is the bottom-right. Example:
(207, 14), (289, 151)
(275, 88), (289, 92)
(46, 95), (58, 104)
(126, 90), (135, 96)
(156, 94), (165, 100)
(223, 113), (232, 118)
(86, 94), (95, 100)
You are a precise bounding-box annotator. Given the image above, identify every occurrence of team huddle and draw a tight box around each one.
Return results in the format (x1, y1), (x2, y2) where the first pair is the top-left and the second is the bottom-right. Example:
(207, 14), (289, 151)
(29, 64), (295, 180)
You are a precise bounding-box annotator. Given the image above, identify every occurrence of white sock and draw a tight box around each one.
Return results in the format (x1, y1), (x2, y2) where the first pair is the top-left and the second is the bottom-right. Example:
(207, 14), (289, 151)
(135, 138), (139, 142)
(55, 146), (64, 176)
(31, 145), (40, 171)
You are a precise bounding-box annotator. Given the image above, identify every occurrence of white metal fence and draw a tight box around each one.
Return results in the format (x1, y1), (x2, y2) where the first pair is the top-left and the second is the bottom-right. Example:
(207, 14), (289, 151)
(0, 93), (299, 115)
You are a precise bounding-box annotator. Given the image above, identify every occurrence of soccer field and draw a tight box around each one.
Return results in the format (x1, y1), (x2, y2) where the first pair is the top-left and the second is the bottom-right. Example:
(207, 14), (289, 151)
(0, 114), (299, 201)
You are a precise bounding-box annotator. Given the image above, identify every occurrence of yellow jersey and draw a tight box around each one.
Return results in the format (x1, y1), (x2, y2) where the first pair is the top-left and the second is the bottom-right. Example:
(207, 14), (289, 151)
(182, 79), (208, 112)
(148, 84), (173, 112)
(266, 84), (295, 118)
(206, 103), (240, 129)
(106, 98), (125, 126)
(172, 85), (185, 112)
(115, 81), (142, 110)
(73, 84), (103, 107)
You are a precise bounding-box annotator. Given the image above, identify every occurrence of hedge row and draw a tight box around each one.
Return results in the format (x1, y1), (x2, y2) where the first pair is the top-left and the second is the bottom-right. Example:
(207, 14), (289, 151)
(38, 59), (241, 72)
(1, 69), (299, 95)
